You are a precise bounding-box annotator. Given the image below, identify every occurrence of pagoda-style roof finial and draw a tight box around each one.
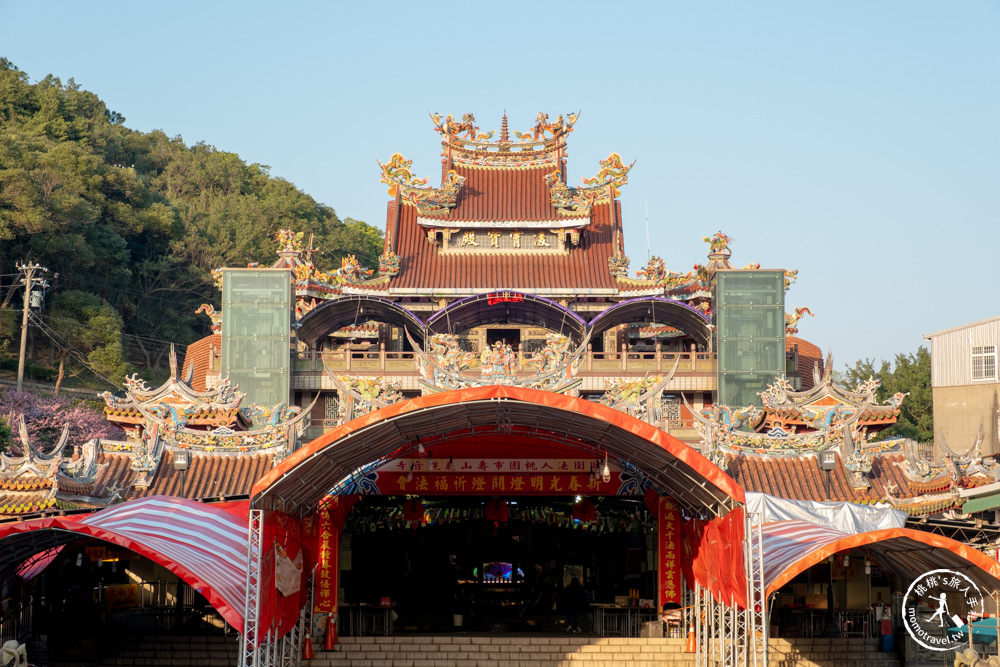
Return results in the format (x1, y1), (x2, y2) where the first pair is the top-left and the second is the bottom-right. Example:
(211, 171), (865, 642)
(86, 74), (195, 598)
(500, 112), (510, 144)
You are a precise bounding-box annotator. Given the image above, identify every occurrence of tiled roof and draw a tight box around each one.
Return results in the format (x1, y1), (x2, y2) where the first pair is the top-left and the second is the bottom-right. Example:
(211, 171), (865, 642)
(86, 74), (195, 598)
(136, 449), (274, 501)
(0, 492), (56, 516)
(725, 450), (985, 516)
(420, 164), (584, 222)
(58, 451), (136, 500)
(387, 165), (622, 292)
(0, 477), (51, 492)
(865, 453), (918, 499)
(726, 452), (925, 503)
(726, 453), (864, 502)
(181, 334), (222, 392)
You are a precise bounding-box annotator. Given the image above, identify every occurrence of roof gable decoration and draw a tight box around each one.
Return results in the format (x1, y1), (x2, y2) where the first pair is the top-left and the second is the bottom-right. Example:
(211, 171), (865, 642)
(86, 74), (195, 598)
(883, 420), (1000, 506)
(0, 418), (73, 480)
(102, 346), (245, 421)
(690, 367), (906, 463)
(326, 375), (404, 423)
(101, 346), (317, 488)
(544, 153), (634, 216)
(378, 153), (465, 215)
(0, 419), (111, 515)
(431, 111), (578, 168)
(614, 233), (799, 317)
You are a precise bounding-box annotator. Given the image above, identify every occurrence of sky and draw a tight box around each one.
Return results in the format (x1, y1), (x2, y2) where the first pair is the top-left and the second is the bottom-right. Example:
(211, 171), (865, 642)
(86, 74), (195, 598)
(2, 1), (998, 368)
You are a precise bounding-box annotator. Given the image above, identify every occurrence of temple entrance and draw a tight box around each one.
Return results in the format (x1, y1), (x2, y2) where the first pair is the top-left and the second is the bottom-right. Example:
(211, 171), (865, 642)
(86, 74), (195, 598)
(341, 496), (655, 634)
(247, 386), (756, 664)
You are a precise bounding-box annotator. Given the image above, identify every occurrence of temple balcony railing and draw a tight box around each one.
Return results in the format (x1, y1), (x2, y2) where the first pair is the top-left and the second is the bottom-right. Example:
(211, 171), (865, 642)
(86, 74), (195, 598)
(293, 347), (717, 377)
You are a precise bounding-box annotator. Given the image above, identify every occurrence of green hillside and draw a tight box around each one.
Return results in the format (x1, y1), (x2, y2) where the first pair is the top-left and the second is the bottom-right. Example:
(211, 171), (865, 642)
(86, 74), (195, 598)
(0, 59), (382, 389)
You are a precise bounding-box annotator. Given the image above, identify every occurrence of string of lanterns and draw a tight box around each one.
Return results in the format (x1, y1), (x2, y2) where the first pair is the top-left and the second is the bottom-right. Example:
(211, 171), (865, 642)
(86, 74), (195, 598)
(345, 501), (655, 534)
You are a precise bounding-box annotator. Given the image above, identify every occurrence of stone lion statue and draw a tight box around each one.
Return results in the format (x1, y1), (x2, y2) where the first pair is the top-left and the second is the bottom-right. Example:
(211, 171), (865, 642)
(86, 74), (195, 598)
(955, 648), (1000, 667)
(0, 640), (26, 667)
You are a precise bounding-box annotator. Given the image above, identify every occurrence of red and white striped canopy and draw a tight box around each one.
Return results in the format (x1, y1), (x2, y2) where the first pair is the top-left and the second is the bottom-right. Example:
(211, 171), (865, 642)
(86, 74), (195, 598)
(0, 496), (249, 630)
(758, 520), (1000, 599)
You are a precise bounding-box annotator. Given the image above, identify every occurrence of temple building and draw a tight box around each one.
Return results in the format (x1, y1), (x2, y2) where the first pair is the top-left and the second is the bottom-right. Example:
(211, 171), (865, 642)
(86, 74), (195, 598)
(2, 112), (1000, 667)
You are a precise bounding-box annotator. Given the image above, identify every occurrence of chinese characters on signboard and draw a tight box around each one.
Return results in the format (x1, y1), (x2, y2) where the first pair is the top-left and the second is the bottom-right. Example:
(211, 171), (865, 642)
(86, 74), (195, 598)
(658, 497), (681, 610)
(315, 510), (337, 613)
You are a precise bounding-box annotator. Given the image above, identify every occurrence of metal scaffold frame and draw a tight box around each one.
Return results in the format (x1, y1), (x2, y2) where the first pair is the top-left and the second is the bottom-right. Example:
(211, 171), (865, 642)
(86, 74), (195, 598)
(694, 507), (767, 667)
(241, 509), (265, 667)
(745, 511), (767, 667)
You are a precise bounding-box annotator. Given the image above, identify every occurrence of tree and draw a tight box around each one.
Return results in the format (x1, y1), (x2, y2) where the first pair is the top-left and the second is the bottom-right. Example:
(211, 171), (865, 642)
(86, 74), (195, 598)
(0, 60), (384, 382)
(45, 290), (130, 393)
(841, 346), (933, 443)
(0, 388), (124, 451)
(0, 418), (12, 453)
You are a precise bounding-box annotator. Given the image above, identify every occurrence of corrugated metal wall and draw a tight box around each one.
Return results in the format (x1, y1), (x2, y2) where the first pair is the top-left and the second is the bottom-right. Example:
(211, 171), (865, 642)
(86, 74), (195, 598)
(926, 318), (1000, 387)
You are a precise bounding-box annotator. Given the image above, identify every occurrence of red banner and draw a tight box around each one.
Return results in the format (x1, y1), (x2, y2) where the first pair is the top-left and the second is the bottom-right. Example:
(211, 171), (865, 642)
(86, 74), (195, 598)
(658, 497), (682, 611)
(315, 509), (338, 613)
(388, 472), (619, 495)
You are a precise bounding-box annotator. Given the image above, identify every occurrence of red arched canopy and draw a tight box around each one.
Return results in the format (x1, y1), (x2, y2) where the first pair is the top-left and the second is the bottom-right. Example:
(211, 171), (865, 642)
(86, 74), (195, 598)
(759, 520), (1000, 598)
(253, 385), (743, 517)
(0, 496), (249, 630)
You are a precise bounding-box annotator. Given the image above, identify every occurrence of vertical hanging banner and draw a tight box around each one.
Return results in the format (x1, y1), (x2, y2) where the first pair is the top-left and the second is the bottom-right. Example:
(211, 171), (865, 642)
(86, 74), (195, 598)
(315, 509), (338, 614)
(658, 497), (682, 611)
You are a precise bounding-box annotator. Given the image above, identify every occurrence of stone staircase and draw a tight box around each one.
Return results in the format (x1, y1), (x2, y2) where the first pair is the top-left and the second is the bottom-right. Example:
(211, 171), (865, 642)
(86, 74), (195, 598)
(306, 635), (903, 667)
(769, 637), (902, 667)
(307, 636), (696, 667)
(77, 633), (903, 667)
(96, 634), (238, 667)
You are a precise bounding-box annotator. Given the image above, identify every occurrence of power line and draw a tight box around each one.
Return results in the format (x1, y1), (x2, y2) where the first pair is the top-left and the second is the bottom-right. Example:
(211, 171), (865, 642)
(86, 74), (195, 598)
(32, 312), (190, 349)
(28, 312), (122, 390)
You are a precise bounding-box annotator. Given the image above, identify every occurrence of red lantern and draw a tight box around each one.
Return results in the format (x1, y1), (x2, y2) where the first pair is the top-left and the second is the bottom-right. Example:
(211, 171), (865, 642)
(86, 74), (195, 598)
(644, 488), (660, 515)
(572, 499), (597, 523)
(485, 499), (509, 523)
(402, 498), (424, 523)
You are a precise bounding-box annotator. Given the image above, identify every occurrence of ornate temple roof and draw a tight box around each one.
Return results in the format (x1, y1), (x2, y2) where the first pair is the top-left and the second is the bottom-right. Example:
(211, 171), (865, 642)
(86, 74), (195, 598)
(0, 340), (315, 522)
(0, 412), (133, 520)
(756, 356), (905, 434)
(374, 112), (632, 295)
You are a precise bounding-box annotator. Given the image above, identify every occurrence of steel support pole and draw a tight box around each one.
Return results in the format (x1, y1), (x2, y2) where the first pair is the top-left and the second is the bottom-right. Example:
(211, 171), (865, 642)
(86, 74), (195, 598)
(240, 509), (265, 667)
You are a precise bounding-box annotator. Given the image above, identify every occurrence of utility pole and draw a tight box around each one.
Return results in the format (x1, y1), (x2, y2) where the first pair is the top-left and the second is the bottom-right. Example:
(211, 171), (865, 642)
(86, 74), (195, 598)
(15, 261), (51, 391)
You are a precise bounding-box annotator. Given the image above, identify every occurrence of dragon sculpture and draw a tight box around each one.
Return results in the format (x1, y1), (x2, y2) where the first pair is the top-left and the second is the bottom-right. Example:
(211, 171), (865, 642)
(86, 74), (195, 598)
(195, 304), (222, 333)
(332, 255), (374, 284)
(785, 307), (814, 335)
(427, 334), (477, 375)
(276, 229), (304, 253)
(635, 256), (667, 282)
(544, 152), (633, 215)
(531, 333), (573, 375)
(513, 112), (577, 141)
(378, 250), (400, 277)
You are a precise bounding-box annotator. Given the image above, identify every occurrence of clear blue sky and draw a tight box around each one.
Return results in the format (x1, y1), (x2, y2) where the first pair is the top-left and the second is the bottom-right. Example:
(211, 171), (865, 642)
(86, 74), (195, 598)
(2, 1), (998, 369)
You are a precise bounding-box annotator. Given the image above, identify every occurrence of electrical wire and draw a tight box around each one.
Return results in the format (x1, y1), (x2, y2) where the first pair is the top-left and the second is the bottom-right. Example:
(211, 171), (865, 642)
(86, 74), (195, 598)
(27, 312), (128, 390)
